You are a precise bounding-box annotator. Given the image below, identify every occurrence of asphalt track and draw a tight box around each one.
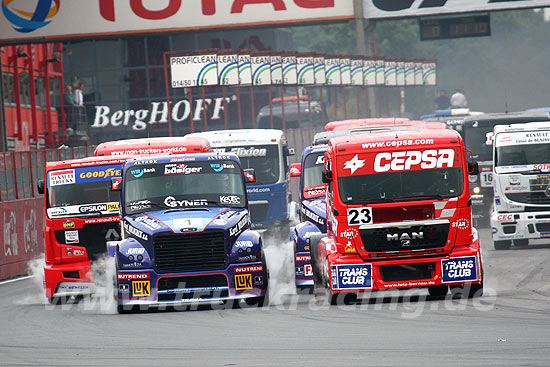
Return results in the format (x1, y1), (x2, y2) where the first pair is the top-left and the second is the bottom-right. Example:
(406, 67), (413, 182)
(1, 228), (550, 366)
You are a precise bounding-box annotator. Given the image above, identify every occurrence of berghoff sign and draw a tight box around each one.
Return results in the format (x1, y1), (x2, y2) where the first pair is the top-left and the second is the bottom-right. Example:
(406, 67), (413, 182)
(93, 97), (231, 131)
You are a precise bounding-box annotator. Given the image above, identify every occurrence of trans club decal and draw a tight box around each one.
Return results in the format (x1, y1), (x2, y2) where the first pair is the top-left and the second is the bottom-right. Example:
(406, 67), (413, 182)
(441, 256), (478, 283)
(331, 264), (372, 290)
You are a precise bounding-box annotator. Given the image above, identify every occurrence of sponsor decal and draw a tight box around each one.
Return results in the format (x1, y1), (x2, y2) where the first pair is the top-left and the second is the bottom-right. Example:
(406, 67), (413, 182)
(210, 163), (235, 172)
(496, 214), (514, 222)
(374, 149), (455, 173)
(386, 231), (423, 247)
(243, 170), (256, 183)
(304, 264), (313, 277)
(344, 155), (365, 174)
(132, 281), (151, 297)
(50, 169), (76, 186)
(174, 217), (203, 228)
(134, 215), (162, 230)
(230, 147), (267, 157)
(213, 218), (227, 225)
(452, 219), (470, 229)
(123, 222), (148, 241)
(107, 203), (119, 211)
(254, 276), (264, 286)
(234, 265), (263, 273)
(304, 185), (326, 199)
(332, 264), (372, 289)
(73, 249), (85, 256)
(130, 167), (155, 178)
(122, 262), (143, 269)
(237, 254), (258, 262)
(300, 205), (325, 226)
(235, 241), (254, 248)
(220, 195), (241, 205)
(119, 284), (130, 292)
(129, 200), (152, 211)
(126, 247), (145, 256)
(344, 241), (356, 253)
(315, 155), (325, 165)
(341, 228), (359, 240)
(118, 273), (150, 280)
(442, 256), (477, 283)
(164, 196), (208, 208)
(79, 204), (117, 213)
(65, 230), (79, 244)
(347, 207), (373, 226)
(247, 187), (270, 193)
(164, 163), (202, 175)
(79, 167), (122, 179)
(235, 274), (253, 290)
(296, 255), (311, 262)
(229, 215), (249, 237)
(63, 220), (75, 229)
(2, 0), (60, 33)
(49, 207), (67, 217)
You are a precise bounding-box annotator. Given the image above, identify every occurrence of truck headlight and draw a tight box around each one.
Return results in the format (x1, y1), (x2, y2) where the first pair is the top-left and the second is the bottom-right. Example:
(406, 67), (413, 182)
(473, 186), (481, 194)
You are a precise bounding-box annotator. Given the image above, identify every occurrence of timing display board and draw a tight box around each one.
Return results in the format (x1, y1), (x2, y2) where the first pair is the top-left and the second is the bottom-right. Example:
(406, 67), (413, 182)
(420, 14), (491, 40)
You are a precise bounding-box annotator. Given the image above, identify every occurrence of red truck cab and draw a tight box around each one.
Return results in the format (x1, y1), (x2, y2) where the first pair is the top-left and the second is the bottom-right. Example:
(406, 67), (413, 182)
(311, 128), (483, 304)
(93, 136), (211, 156)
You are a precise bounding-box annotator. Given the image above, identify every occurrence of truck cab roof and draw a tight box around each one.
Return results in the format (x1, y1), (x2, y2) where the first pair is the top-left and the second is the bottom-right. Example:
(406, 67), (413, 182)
(187, 129), (285, 146)
(46, 155), (131, 170)
(324, 118), (411, 131)
(494, 120), (550, 134)
(463, 111), (550, 127)
(93, 136), (211, 156)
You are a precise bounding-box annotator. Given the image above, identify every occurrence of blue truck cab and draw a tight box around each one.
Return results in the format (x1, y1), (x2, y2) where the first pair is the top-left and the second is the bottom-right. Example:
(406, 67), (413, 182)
(111, 153), (268, 312)
(289, 145), (328, 287)
(187, 129), (294, 232)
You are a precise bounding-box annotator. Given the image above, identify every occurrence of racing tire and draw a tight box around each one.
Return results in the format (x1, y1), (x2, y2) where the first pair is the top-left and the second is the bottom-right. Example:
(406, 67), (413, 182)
(513, 239), (528, 247)
(494, 240), (511, 250)
(428, 285), (449, 298)
(328, 292), (357, 306)
(117, 304), (138, 314)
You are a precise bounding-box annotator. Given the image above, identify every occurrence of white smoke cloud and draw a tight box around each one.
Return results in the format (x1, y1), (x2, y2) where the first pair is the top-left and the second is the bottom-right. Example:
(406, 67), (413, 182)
(77, 256), (117, 314)
(262, 230), (297, 306)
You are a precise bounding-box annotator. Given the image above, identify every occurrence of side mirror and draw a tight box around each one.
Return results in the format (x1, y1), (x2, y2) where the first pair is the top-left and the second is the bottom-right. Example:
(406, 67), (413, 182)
(468, 161), (479, 176)
(284, 146), (295, 157)
(243, 169), (256, 184)
(290, 163), (302, 177)
(322, 170), (332, 183)
(37, 180), (44, 195)
(111, 177), (122, 191)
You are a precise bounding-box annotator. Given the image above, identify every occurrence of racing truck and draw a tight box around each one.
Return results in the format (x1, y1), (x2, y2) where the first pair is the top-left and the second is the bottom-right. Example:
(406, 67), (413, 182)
(111, 153), (268, 312)
(491, 122), (550, 249)
(310, 128), (483, 304)
(187, 129), (294, 232)
(39, 156), (128, 303)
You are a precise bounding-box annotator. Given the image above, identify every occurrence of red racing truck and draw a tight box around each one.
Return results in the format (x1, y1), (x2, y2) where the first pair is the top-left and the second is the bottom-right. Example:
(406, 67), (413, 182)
(310, 129), (483, 304)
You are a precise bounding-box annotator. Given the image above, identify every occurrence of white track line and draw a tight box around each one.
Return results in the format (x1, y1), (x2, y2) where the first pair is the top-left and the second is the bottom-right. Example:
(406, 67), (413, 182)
(0, 275), (33, 286)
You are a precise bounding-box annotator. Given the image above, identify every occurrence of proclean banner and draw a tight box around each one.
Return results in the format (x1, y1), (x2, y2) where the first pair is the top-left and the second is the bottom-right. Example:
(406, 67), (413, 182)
(363, 0), (550, 19)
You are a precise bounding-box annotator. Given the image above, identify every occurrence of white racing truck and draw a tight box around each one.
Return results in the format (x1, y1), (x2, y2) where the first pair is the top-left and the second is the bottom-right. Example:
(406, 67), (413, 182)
(491, 122), (550, 249)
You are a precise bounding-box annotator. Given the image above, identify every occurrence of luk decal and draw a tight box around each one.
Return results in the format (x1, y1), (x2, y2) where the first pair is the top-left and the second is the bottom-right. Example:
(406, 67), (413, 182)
(234, 265), (263, 273)
(220, 195), (241, 205)
(229, 215), (249, 237)
(344, 155), (365, 175)
(442, 256), (477, 283)
(235, 274), (253, 290)
(118, 273), (150, 280)
(129, 200), (152, 211)
(164, 196), (208, 208)
(130, 167), (155, 178)
(331, 264), (372, 290)
(63, 220), (75, 229)
(341, 228), (359, 240)
(132, 281), (150, 297)
(123, 222), (148, 241)
(50, 169), (75, 187)
(374, 149), (455, 173)
(210, 163), (235, 172)
(164, 163), (202, 175)
(65, 230), (79, 244)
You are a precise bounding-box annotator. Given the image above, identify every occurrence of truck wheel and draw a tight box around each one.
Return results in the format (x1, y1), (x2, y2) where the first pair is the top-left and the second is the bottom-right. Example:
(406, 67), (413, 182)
(428, 285), (448, 298)
(513, 239), (528, 247)
(467, 283), (483, 298)
(245, 296), (266, 307)
(117, 304), (135, 314)
(494, 240), (511, 250)
(329, 292), (357, 306)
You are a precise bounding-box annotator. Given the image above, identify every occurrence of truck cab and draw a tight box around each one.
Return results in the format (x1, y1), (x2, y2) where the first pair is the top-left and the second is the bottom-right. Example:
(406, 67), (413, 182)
(93, 136), (211, 156)
(491, 121), (550, 249)
(311, 129), (483, 304)
(187, 129), (294, 232)
(113, 153), (268, 312)
(40, 156), (128, 302)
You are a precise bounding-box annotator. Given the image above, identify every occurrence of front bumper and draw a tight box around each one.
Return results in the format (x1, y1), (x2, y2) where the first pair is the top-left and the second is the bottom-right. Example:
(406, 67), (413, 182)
(44, 261), (94, 298)
(491, 210), (550, 241)
(325, 246), (482, 294)
(117, 262), (267, 307)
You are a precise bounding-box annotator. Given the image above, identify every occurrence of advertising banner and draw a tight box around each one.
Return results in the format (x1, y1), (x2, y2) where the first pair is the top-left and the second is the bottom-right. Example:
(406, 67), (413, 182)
(218, 54), (240, 86)
(326, 57), (342, 86)
(282, 55), (298, 85)
(238, 54), (252, 85)
(297, 56), (315, 85)
(271, 55), (283, 85)
(314, 56), (326, 85)
(251, 54), (272, 86)
(363, 58), (377, 86)
(170, 54), (218, 88)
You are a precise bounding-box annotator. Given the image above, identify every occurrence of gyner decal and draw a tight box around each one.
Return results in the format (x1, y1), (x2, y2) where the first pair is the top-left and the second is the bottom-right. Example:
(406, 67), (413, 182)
(164, 196), (208, 208)
(124, 222), (149, 241)
(164, 164), (202, 175)
(374, 149), (455, 172)
(332, 264), (372, 289)
(442, 256), (477, 283)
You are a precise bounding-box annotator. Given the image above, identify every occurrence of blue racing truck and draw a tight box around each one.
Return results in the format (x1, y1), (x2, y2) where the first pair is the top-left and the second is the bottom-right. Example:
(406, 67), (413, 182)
(111, 153), (268, 312)
(187, 129), (294, 232)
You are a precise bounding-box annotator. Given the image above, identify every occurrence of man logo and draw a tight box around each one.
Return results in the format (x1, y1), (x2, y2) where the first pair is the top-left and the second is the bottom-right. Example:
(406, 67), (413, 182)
(235, 274), (252, 290)
(387, 232), (423, 247)
(2, 0), (60, 33)
(132, 281), (150, 297)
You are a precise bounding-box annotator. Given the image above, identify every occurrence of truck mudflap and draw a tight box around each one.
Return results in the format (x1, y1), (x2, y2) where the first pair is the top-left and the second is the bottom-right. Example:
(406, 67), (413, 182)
(291, 221), (323, 286)
(117, 262), (267, 307)
(295, 252), (313, 286)
(44, 261), (94, 298)
(325, 250), (482, 294)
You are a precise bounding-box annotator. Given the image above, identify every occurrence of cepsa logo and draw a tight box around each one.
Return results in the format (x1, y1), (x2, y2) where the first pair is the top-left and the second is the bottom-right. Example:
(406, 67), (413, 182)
(98, 0), (335, 21)
(2, 0), (60, 33)
(374, 149), (455, 173)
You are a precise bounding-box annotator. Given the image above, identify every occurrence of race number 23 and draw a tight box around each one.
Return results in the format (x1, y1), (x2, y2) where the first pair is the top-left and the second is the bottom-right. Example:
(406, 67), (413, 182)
(347, 207), (373, 225)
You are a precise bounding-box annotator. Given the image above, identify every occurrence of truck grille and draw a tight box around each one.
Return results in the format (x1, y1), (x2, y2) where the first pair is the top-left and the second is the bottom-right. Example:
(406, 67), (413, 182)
(359, 222), (449, 252)
(505, 192), (550, 205)
(54, 220), (121, 261)
(153, 230), (227, 273)
(249, 202), (268, 223)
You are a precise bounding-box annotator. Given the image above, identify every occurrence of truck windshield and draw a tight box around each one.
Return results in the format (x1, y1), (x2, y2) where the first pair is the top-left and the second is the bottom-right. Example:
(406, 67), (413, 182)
(338, 168), (464, 204)
(124, 160), (246, 214)
(227, 145), (280, 185)
(464, 126), (493, 162)
(303, 151), (325, 198)
(496, 143), (550, 167)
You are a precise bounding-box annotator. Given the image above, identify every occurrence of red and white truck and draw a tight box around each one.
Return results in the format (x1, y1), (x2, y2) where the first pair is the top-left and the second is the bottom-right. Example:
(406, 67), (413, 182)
(310, 128), (483, 304)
